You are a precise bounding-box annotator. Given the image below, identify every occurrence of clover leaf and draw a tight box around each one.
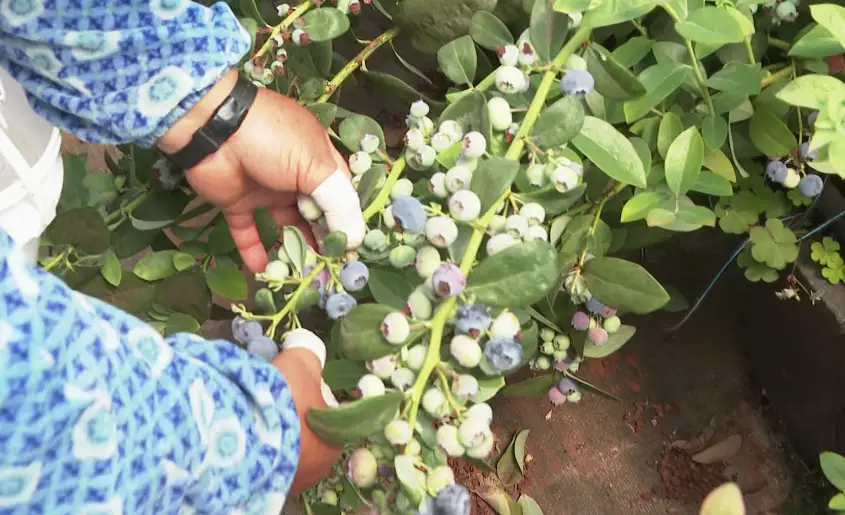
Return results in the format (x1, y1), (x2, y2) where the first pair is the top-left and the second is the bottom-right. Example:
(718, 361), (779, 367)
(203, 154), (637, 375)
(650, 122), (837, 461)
(737, 248), (779, 283)
(824, 236), (841, 252)
(811, 241), (829, 264)
(749, 218), (799, 270)
(823, 264), (845, 285)
(787, 188), (813, 207)
(715, 190), (762, 234)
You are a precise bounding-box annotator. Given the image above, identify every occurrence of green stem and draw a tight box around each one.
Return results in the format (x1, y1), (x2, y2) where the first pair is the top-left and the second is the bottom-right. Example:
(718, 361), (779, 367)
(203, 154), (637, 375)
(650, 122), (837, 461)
(761, 66), (794, 88)
(743, 38), (756, 66)
(361, 158), (407, 221)
(317, 28), (400, 103)
(403, 25), (594, 444)
(475, 69), (497, 92)
(42, 248), (69, 272)
(664, 5), (714, 116)
(768, 37), (791, 51)
(104, 189), (151, 224)
(255, 1), (314, 59)
(268, 262), (326, 338)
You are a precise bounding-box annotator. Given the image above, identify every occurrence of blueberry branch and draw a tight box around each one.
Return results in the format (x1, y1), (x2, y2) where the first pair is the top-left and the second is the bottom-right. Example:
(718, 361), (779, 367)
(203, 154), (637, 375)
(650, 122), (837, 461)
(402, 26), (594, 447)
(317, 27), (401, 103)
(662, 4), (714, 116)
(255, 0), (314, 59)
(266, 261), (327, 338)
(362, 158), (408, 222)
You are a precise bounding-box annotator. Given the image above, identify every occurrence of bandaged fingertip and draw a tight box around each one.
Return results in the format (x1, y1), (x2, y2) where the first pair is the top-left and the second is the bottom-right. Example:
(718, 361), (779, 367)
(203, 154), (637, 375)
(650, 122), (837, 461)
(281, 328), (326, 370)
(311, 170), (366, 249)
(321, 379), (339, 408)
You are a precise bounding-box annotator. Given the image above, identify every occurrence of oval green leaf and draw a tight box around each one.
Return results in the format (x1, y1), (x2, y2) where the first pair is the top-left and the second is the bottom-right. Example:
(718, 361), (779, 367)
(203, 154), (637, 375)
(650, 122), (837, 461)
(571, 116), (647, 188)
(301, 7), (350, 42)
(204, 257), (248, 300)
(749, 110), (797, 157)
(306, 392), (404, 445)
(675, 6), (745, 45)
(582, 257), (670, 314)
(470, 11), (513, 50)
(467, 241), (557, 307)
(47, 207), (110, 254)
(437, 35), (477, 86)
(665, 126), (704, 196)
(531, 96), (585, 149)
(134, 250), (180, 281)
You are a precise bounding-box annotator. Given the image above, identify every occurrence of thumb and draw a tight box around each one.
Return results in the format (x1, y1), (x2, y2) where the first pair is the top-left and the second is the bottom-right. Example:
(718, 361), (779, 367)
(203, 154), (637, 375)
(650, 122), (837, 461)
(299, 133), (366, 249)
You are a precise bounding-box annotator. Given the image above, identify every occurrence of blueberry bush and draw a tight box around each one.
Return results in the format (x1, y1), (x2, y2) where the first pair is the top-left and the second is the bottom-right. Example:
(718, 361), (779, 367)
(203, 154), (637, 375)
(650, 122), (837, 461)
(41, 0), (845, 512)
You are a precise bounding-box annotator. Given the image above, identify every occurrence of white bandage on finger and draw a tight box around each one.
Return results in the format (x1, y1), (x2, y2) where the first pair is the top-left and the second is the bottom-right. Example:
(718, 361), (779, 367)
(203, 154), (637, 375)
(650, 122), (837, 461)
(321, 379), (339, 408)
(281, 329), (326, 370)
(311, 170), (367, 249)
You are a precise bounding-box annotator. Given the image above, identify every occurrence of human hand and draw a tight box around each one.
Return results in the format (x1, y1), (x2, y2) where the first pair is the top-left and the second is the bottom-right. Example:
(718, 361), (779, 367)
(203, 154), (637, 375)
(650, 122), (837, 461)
(157, 69), (365, 273)
(271, 329), (341, 496)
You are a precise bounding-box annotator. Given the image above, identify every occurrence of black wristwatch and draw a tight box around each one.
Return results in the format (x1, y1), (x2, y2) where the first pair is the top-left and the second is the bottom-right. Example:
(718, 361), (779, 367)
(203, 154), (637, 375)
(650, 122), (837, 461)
(164, 76), (258, 170)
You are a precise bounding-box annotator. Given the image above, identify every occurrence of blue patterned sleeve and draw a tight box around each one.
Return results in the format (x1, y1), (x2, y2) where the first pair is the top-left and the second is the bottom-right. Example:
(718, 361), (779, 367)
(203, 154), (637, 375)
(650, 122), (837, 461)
(0, 0), (251, 147)
(0, 229), (301, 514)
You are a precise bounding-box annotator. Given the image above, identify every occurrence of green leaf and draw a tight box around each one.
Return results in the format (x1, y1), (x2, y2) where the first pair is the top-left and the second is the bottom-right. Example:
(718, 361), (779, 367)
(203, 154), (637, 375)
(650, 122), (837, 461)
(518, 495), (544, 515)
(341, 304), (419, 360)
(172, 252), (197, 272)
(582, 257), (670, 314)
(810, 5), (845, 53)
(131, 190), (191, 231)
(664, 127), (704, 196)
(657, 112), (683, 160)
(300, 7), (350, 42)
(479, 486), (523, 515)
(367, 266), (416, 310)
(78, 272), (156, 316)
(288, 41), (333, 80)
(706, 62), (761, 96)
(165, 312), (201, 336)
(58, 153), (89, 211)
(283, 226), (308, 276)
(583, 325), (636, 358)
(154, 267), (212, 322)
(470, 157), (520, 213)
(571, 116), (647, 188)
(323, 359), (368, 390)
(470, 11), (513, 50)
(204, 257), (248, 300)
(531, 96), (585, 149)
(437, 35), (477, 85)
(749, 110), (797, 158)
(581, 0), (658, 28)
(699, 483), (745, 515)
(559, 215), (612, 256)
(623, 62), (686, 123)
(395, 454), (427, 508)
(239, 17), (259, 53)
(621, 191), (665, 223)
(703, 148), (736, 182)
(439, 91), (492, 141)
(362, 71), (444, 111)
(749, 218), (798, 270)
(775, 75), (845, 111)
(675, 6), (745, 45)
(701, 115), (728, 150)
(553, 0), (590, 13)
(789, 24), (845, 59)
(99, 250), (122, 287)
(46, 207), (110, 254)
(611, 36), (653, 68)
(467, 241), (557, 307)
(585, 45), (646, 101)
(238, 0), (267, 25)
(306, 392), (404, 445)
(497, 430), (529, 486)
(339, 114), (386, 153)
(821, 451), (845, 491)
(691, 171), (733, 196)
(134, 250), (179, 281)
(530, 0), (570, 63)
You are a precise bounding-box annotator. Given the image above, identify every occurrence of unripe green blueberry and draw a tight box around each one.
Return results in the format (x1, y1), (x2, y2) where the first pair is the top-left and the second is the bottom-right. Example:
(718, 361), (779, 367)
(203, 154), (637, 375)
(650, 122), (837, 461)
(456, 154), (479, 172)
(297, 196), (323, 221)
(564, 53), (587, 71)
(552, 165), (580, 192)
(425, 216), (459, 248)
(452, 374), (479, 400)
(390, 178), (414, 200)
(783, 167), (800, 188)
(776, 0), (797, 21)
(415, 145), (437, 168)
(357, 374), (385, 397)
(466, 434), (495, 459)
(486, 233), (518, 255)
(367, 354), (398, 379)
(488, 97), (513, 132)
(389, 245), (417, 268)
(519, 202), (546, 226)
(431, 132), (456, 152)
(347, 448), (378, 488)
(552, 350), (568, 361)
(505, 215), (529, 238)
(364, 229), (388, 251)
(436, 424), (466, 457)
(384, 419), (413, 446)
(401, 231), (426, 248)
(390, 367), (415, 391)
(466, 402), (493, 424)
(526, 163), (549, 187)
(491, 311), (521, 339)
(349, 151), (372, 175)
(553, 334), (571, 351)
(568, 360), (580, 373)
(536, 356), (552, 371)
(603, 316), (622, 333)
(360, 134), (380, 153)
(422, 388), (446, 417)
(381, 312), (411, 345)
(458, 417), (491, 448)
(415, 245), (442, 278)
(525, 225), (548, 242)
(406, 345), (427, 371)
(410, 100), (430, 118)
(489, 214), (507, 234)
(567, 389), (583, 403)
(540, 341), (555, 355)
(445, 165), (473, 193)
(263, 260), (290, 282)
(406, 289), (434, 320)
(426, 466), (456, 496)
(495, 65), (527, 94)
(461, 131), (487, 158)
(498, 44), (519, 66)
(406, 438), (422, 456)
(449, 190), (482, 222)
(321, 490), (339, 506)
(429, 173), (449, 198)
(416, 116), (435, 136)
(450, 334), (483, 368)
(540, 328), (555, 342)
(404, 128), (424, 150)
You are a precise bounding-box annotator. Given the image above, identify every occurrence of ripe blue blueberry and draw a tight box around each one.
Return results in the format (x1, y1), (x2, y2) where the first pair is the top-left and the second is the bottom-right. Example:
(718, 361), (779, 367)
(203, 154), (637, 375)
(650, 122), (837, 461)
(572, 311), (590, 331)
(455, 303), (492, 337)
(391, 196), (427, 234)
(800, 141), (819, 161)
(798, 174), (824, 197)
(558, 378), (578, 394)
(766, 160), (788, 183)
(435, 484), (471, 515)
(561, 69), (595, 96)
(325, 293), (357, 319)
(340, 260), (369, 291)
(483, 337), (524, 373)
(585, 296), (605, 315)
(246, 335), (278, 361)
(232, 316), (263, 344)
(431, 263), (467, 297)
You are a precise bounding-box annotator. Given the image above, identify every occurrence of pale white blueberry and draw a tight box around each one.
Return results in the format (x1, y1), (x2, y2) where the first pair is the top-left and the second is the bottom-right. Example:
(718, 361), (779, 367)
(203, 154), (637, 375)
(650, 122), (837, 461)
(567, 389), (583, 403)
(564, 53), (587, 71)
(491, 311), (521, 339)
(517, 40), (537, 66)
(406, 345), (428, 371)
(461, 131), (487, 158)
(349, 151), (373, 175)
(425, 216), (459, 248)
(495, 65), (527, 94)
(360, 134), (380, 153)
(458, 417), (492, 448)
(384, 419), (413, 446)
(270, 60), (285, 76)
(426, 466), (456, 496)
(452, 374), (479, 399)
(489, 214), (507, 234)
(276, 3), (290, 16)
(390, 367), (416, 391)
(439, 120), (464, 141)
(449, 190), (482, 222)
(263, 260), (290, 282)
(466, 402), (493, 424)
(383, 206), (396, 229)
(390, 178), (415, 200)
(497, 44), (519, 67)
(519, 202), (546, 226)
(415, 245), (442, 279)
(436, 424), (466, 457)
(404, 127), (425, 150)
(415, 145), (437, 168)
(357, 374), (386, 397)
(554, 334), (571, 350)
(603, 316), (622, 333)
(367, 354), (398, 379)
(783, 168), (801, 188)
(486, 233), (518, 255)
(291, 29), (309, 46)
(526, 163), (549, 187)
(449, 334), (483, 368)
(525, 225), (548, 242)
(297, 196), (323, 221)
(776, 1), (798, 21)
(568, 11), (583, 26)
(431, 132), (456, 152)
(422, 388), (446, 417)
(445, 165), (473, 193)
(406, 289), (433, 320)
(552, 165), (580, 192)
(466, 434), (495, 459)
(410, 100), (430, 118)
(487, 97), (513, 132)
(429, 173), (449, 198)
(505, 214), (529, 238)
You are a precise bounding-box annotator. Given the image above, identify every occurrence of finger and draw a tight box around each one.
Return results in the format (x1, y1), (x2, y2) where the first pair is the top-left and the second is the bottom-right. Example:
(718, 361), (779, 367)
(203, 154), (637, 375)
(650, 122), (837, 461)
(309, 171), (367, 249)
(281, 329), (326, 369)
(224, 210), (269, 274)
(327, 133), (351, 178)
